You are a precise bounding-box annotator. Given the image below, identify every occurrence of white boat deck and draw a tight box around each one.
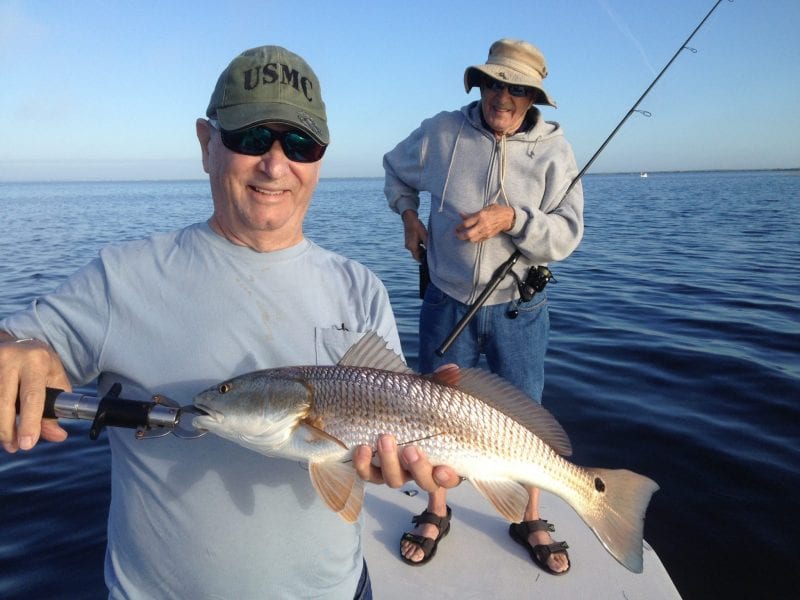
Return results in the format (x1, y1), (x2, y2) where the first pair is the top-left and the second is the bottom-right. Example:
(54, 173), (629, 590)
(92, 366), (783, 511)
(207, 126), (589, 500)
(363, 483), (681, 599)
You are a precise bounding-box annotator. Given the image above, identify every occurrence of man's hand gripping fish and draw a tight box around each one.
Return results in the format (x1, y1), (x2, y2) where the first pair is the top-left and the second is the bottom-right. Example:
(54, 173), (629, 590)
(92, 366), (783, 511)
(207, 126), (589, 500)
(193, 332), (659, 573)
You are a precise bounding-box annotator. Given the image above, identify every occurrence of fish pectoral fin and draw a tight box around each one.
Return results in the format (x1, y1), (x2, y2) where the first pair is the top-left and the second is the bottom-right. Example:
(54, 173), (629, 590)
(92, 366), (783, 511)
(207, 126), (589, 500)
(308, 462), (365, 523)
(471, 478), (530, 523)
(300, 420), (348, 450)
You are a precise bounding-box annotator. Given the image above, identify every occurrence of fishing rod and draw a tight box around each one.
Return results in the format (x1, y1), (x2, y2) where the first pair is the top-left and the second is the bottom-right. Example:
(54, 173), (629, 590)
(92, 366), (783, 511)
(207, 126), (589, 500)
(436, 0), (731, 356)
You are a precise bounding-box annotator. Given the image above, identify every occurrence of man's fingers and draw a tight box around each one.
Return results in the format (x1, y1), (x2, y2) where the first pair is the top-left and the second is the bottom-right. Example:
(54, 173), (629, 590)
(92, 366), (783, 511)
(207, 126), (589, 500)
(352, 444), (383, 484)
(353, 434), (463, 493)
(15, 380), (45, 450)
(0, 340), (71, 452)
(0, 368), (19, 448)
(399, 446), (463, 493)
(40, 419), (68, 443)
(432, 465), (463, 489)
(398, 445), (439, 493)
(373, 435), (407, 488)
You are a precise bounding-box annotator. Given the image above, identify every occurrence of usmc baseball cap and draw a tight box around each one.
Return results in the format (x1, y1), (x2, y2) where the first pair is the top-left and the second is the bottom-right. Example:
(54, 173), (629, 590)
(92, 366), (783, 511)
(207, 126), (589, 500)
(206, 45), (329, 145)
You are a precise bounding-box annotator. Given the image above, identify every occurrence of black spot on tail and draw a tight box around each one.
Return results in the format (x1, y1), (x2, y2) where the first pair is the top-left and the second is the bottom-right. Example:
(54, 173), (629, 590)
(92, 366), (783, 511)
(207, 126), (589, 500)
(595, 477), (606, 493)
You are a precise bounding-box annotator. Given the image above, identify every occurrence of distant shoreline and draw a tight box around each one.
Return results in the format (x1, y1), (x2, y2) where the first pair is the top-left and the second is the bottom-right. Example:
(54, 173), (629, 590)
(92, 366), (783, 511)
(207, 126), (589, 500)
(1, 167), (797, 186)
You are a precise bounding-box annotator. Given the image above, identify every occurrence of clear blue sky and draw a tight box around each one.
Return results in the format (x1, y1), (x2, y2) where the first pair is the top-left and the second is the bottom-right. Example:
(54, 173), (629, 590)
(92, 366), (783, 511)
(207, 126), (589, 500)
(1, 0), (798, 181)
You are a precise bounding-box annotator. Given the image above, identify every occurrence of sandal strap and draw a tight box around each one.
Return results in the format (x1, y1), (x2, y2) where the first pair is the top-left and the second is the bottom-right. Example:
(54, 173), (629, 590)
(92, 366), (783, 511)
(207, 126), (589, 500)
(518, 519), (556, 534)
(410, 506), (452, 530)
(547, 541), (570, 552)
(534, 541), (570, 558)
(532, 541), (570, 564)
(400, 532), (437, 554)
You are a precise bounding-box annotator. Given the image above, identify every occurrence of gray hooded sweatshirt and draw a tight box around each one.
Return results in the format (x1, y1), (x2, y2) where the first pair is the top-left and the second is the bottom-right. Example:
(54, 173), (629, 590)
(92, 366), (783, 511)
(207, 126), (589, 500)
(384, 101), (584, 306)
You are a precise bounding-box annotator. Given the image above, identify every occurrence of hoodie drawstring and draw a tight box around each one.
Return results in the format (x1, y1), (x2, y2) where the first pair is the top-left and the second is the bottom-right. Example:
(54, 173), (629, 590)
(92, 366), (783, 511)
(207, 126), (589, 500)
(489, 133), (510, 207)
(437, 118), (467, 213)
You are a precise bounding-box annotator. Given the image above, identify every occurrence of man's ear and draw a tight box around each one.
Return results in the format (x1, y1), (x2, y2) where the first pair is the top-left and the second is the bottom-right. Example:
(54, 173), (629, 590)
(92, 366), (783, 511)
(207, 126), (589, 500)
(196, 118), (213, 174)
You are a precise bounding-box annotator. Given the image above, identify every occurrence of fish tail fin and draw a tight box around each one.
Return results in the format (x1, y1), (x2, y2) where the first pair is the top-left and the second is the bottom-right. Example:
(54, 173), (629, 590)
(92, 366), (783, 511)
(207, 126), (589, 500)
(581, 468), (660, 573)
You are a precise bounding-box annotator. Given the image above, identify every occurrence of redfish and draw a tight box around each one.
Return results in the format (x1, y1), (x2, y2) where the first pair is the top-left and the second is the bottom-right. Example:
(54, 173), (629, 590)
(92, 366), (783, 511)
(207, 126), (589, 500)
(192, 332), (658, 572)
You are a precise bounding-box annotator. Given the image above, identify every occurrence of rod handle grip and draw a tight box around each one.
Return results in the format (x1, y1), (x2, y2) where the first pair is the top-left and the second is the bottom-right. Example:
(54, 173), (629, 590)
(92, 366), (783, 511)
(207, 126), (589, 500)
(15, 387), (64, 420)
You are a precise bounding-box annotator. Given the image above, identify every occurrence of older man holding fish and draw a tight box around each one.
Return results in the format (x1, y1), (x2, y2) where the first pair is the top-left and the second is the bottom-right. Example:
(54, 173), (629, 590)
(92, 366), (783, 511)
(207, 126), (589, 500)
(0, 45), (459, 599)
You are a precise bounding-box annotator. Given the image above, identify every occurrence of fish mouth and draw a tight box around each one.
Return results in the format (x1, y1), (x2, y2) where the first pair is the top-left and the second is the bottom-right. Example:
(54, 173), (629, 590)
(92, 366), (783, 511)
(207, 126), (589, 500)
(190, 401), (221, 429)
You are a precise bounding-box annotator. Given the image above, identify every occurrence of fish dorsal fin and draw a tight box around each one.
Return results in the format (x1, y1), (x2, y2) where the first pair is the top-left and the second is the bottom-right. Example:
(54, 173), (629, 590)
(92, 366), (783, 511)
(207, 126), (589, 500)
(453, 368), (572, 457)
(308, 462), (365, 523)
(470, 478), (529, 523)
(337, 331), (412, 374)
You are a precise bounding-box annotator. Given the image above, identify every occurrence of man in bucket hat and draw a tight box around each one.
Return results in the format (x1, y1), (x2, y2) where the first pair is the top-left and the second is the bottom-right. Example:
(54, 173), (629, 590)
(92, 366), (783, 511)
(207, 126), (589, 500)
(1, 45), (461, 599)
(384, 39), (584, 575)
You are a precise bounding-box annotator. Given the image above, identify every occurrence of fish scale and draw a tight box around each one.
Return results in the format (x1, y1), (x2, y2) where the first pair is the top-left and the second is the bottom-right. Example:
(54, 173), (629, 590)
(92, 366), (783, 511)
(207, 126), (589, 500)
(309, 366), (558, 474)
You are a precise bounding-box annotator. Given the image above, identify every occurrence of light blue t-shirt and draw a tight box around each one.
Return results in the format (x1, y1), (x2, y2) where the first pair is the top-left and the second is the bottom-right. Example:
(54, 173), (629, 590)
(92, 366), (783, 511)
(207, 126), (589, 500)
(2, 222), (401, 599)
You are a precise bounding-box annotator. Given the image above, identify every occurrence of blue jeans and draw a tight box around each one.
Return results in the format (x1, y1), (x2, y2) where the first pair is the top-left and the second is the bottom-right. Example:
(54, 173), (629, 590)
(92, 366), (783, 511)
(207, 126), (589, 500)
(353, 559), (372, 599)
(419, 283), (549, 403)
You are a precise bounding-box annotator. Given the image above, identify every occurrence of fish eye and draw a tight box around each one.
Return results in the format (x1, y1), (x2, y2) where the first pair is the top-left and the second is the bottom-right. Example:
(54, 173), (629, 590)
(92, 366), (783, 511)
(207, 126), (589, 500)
(218, 382), (232, 394)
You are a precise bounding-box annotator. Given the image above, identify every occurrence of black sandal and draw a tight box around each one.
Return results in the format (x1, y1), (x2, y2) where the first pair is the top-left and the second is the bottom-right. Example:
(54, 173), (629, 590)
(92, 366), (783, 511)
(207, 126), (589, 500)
(399, 506), (452, 566)
(509, 519), (571, 575)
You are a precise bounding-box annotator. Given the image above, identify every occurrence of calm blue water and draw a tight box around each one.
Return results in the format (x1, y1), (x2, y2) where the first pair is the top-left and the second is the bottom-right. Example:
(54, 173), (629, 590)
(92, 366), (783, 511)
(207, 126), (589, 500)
(1, 172), (799, 599)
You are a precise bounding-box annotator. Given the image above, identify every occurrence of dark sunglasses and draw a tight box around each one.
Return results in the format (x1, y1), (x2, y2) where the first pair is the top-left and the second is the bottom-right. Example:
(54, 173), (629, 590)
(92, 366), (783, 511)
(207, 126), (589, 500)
(213, 121), (327, 163)
(483, 79), (533, 98)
